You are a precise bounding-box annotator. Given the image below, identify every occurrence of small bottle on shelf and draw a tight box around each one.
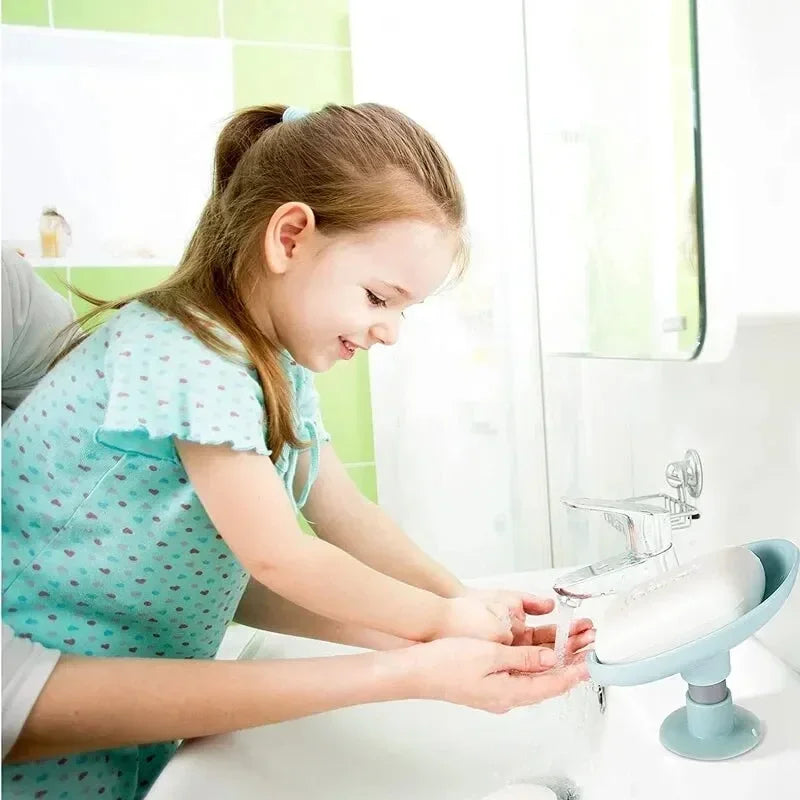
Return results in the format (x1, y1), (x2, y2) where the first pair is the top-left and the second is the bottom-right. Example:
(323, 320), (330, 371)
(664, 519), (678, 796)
(39, 207), (71, 257)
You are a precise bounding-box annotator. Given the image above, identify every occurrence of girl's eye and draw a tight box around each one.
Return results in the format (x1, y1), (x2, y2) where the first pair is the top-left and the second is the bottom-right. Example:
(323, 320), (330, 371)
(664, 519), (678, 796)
(366, 289), (387, 308)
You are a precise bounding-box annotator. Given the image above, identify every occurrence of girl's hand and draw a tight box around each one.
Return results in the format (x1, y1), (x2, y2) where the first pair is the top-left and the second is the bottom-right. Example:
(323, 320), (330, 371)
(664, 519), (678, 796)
(404, 638), (590, 712)
(439, 596), (517, 643)
(460, 588), (595, 651)
(514, 616), (596, 655)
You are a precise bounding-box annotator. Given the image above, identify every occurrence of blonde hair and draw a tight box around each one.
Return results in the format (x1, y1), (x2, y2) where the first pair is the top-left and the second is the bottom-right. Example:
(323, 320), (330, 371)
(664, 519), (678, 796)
(58, 103), (466, 461)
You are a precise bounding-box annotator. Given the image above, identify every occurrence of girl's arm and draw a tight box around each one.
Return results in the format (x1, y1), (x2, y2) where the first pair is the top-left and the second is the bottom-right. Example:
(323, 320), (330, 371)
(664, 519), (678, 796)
(4, 650), (405, 763)
(234, 578), (414, 650)
(5, 641), (587, 765)
(174, 440), (508, 644)
(299, 445), (465, 597)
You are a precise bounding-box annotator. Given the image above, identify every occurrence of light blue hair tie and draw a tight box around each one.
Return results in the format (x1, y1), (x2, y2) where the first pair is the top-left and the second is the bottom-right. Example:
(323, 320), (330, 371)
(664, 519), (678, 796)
(282, 106), (310, 123)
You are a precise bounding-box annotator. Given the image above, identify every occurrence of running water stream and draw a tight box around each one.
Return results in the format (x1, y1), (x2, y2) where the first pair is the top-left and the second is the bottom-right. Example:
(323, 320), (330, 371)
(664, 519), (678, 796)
(553, 595), (581, 666)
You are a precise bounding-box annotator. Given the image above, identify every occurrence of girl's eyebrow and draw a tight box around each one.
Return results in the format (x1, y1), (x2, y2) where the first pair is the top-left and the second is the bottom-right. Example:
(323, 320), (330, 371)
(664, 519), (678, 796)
(377, 280), (410, 297)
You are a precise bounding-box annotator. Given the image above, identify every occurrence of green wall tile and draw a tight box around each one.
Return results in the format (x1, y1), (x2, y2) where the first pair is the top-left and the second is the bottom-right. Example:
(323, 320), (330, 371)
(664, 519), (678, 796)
(52, 0), (220, 37)
(70, 266), (174, 317)
(316, 352), (374, 464)
(225, 0), (349, 46)
(34, 267), (69, 300)
(346, 463), (378, 503)
(233, 44), (352, 109)
(2, 0), (49, 25)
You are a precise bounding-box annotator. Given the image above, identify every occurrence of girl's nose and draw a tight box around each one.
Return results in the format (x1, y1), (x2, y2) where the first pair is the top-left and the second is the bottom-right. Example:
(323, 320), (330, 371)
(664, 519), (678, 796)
(370, 315), (400, 347)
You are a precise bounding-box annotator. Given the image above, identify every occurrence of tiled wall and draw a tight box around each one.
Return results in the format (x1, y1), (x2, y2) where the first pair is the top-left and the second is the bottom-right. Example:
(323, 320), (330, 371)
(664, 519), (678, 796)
(3, 0), (377, 503)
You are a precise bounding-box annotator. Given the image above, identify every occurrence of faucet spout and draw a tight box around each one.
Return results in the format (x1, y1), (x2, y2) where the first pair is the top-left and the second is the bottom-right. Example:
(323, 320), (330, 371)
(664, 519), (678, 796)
(553, 550), (674, 601)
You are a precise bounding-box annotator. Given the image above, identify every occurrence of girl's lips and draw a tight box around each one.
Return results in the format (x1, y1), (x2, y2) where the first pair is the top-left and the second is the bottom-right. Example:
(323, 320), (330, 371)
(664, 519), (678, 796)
(338, 337), (357, 360)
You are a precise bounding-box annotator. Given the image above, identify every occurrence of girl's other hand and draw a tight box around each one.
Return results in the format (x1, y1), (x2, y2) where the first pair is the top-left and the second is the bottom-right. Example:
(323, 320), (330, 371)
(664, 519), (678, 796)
(439, 596), (518, 644)
(403, 638), (590, 712)
(460, 588), (595, 650)
(514, 617), (596, 655)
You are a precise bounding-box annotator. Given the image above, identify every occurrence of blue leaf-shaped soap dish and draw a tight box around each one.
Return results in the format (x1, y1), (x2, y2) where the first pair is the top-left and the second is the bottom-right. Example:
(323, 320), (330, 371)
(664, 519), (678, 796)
(587, 538), (799, 760)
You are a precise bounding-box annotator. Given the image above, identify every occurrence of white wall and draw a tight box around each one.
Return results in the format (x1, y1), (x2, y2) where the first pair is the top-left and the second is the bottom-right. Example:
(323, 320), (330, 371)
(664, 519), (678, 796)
(703, 0), (800, 316)
(544, 0), (800, 669)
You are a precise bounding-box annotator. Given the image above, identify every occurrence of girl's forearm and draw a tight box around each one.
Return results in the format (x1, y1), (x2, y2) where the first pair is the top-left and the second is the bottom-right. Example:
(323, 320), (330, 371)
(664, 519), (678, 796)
(253, 535), (448, 642)
(319, 499), (465, 598)
(5, 648), (414, 765)
(172, 442), (448, 642)
(234, 578), (415, 650)
(300, 447), (464, 599)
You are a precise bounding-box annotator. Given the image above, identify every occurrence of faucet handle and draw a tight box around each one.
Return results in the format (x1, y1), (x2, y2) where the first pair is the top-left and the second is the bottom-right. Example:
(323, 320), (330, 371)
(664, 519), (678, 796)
(562, 495), (677, 557)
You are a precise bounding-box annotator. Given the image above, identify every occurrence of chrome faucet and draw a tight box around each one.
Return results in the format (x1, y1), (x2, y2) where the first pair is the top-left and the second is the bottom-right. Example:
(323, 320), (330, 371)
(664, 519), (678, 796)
(553, 450), (703, 602)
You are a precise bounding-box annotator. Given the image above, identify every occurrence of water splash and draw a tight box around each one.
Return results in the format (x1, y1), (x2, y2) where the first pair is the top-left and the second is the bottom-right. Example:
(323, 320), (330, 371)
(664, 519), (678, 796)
(553, 596), (578, 667)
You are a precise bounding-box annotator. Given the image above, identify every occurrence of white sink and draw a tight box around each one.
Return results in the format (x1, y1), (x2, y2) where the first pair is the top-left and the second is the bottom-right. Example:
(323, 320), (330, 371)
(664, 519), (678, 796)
(146, 569), (800, 799)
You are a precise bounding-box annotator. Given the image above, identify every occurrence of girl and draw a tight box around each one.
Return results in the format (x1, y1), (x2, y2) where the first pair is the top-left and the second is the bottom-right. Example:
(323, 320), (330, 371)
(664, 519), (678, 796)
(1, 103), (592, 799)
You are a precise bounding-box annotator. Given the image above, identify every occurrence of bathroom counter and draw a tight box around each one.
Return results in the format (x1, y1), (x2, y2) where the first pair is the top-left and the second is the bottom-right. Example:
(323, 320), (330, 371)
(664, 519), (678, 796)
(146, 569), (800, 799)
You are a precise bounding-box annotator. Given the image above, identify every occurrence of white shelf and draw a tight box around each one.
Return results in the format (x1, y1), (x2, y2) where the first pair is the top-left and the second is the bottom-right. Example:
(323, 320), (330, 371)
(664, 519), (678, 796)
(28, 256), (177, 269)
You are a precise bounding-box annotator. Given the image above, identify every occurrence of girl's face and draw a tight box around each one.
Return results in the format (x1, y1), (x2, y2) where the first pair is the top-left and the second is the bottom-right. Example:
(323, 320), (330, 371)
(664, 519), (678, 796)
(251, 203), (459, 372)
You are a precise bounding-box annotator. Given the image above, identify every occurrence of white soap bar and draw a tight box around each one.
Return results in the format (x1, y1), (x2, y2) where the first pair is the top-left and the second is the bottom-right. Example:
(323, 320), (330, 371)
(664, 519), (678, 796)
(595, 546), (765, 664)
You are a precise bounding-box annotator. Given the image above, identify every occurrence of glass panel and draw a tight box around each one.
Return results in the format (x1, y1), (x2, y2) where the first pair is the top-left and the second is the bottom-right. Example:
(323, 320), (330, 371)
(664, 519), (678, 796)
(526, 0), (704, 359)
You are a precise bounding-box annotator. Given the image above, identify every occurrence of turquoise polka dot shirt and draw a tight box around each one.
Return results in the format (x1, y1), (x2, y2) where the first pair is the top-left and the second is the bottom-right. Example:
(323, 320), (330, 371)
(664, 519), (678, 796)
(1, 301), (329, 799)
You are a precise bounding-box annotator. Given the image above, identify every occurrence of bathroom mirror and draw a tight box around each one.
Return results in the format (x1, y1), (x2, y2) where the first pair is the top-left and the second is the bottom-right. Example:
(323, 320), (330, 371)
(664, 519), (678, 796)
(526, 0), (705, 359)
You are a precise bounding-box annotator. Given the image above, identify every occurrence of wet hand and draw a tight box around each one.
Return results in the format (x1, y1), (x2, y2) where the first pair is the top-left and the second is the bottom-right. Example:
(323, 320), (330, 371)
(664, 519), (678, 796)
(460, 588), (595, 652)
(514, 617), (596, 656)
(405, 638), (590, 712)
(439, 596), (516, 644)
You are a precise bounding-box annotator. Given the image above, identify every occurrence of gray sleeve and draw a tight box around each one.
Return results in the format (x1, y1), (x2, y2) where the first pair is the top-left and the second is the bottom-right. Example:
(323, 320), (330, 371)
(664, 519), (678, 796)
(2, 623), (61, 758)
(1, 245), (75, 422)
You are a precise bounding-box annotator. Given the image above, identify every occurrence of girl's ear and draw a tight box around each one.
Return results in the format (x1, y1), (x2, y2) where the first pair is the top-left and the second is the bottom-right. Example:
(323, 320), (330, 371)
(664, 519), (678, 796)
(263, 202), (316, 275)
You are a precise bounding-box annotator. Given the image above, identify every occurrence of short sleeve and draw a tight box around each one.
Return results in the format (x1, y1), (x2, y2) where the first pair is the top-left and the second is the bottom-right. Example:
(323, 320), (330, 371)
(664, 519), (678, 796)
(95, 304), (270, 463)
(2, 623), (61, 758)
(295, 366), (330, 445)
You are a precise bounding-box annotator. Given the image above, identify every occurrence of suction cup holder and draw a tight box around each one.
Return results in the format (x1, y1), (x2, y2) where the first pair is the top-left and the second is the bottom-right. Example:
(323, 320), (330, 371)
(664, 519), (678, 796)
(587, 538), (799, 760)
